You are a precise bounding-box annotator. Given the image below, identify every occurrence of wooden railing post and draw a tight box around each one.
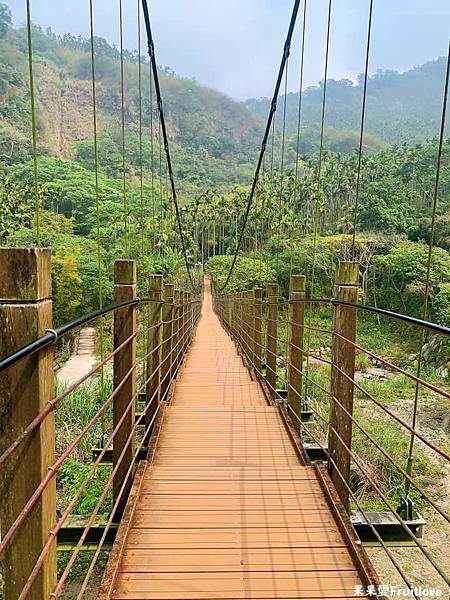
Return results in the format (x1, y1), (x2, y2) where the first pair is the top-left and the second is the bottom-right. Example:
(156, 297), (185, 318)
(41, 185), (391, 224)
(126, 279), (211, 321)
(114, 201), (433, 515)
(0, 248), (56, 599)
(253, 287), (263, 376)
(246, 290), (253, 366)
(160, 283), (174, 401)
(146, 274), (163, 437)
(328, 261), (359, 511)
(288, 274), (306, 433)
(113, 259), (137, 517)
(182, 291), (189, 355)
(266, 283), (278, 401)
(237, 292), (242, 348)
(172, 289), (181, 377)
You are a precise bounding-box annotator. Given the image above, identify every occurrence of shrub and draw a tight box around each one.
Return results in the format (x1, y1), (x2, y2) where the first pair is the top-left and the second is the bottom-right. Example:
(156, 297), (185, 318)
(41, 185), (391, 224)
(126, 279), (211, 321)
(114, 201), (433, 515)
(206, 255), (275, 293)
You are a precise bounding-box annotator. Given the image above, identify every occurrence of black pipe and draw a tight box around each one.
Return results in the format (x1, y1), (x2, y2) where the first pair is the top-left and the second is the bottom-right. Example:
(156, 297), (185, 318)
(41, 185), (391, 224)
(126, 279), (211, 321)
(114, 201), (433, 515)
(0, 299), (141, 372)
(287, 298), (450, 336)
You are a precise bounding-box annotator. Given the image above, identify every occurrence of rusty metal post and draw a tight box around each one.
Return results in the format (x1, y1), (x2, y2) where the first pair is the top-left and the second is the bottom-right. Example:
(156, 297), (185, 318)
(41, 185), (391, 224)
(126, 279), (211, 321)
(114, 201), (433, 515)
(287, 274), (306, 433)
(113, 259), (137, 516)
(0, 248), (56, 599)
(266, 283), (278, 401)
(253, 288), (263, 376)
(146, 274), (163, 436)
(160, 283), (174, 401)
(328, 261), (359, 511)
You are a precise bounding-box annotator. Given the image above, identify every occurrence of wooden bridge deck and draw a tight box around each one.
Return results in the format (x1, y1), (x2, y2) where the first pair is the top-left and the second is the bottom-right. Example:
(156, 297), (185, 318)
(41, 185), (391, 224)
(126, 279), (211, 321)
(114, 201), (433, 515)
(102, 280), (370, 599)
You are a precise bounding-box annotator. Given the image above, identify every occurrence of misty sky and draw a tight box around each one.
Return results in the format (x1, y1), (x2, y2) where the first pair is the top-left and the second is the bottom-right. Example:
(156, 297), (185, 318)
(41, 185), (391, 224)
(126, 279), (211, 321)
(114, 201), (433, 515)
(5, 0), (450, 100)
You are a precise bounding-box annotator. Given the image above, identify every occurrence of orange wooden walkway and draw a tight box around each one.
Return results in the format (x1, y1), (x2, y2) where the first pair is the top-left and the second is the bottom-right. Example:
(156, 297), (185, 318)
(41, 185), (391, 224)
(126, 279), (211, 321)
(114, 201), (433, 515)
(101, 280), (371, 599)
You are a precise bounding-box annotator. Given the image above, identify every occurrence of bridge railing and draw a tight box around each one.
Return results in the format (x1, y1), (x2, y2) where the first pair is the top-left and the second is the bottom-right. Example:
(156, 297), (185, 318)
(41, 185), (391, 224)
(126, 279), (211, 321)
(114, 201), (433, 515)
(213, 260), (450, 594)
(0, 248), (202, 599)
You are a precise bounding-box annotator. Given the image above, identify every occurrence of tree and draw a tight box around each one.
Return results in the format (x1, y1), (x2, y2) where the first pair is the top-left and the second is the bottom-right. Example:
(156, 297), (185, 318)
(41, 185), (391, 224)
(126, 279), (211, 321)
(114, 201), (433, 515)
(0, 3), (11, 38)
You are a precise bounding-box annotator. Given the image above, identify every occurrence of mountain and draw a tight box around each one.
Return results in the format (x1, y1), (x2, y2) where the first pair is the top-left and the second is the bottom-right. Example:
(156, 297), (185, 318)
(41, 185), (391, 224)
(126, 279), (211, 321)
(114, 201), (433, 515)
(245, 58), (449, 148)
(0, 15), (264, 194)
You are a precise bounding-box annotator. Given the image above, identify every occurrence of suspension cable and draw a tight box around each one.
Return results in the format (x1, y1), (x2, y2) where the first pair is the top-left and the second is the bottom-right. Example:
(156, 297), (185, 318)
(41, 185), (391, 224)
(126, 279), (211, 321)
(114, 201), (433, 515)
(149, 56), (155, 252)
(350, 0), (374, 257)
(141, 0), (196, 289)
(276, 59), (289, 279)
(119, 0), (129, 255)
(25, 0), (41, 246)
(304, 0), (333, 400)
(137, 0), (145, 257)
(219, 0), (302, 291)
(89, 0), (107, 439)
(290, 0), (307, 278)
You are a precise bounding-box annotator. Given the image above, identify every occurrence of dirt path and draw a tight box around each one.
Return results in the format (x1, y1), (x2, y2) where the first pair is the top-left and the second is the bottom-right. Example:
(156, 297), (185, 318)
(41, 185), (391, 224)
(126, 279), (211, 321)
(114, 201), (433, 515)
(57, 327), (96, 386)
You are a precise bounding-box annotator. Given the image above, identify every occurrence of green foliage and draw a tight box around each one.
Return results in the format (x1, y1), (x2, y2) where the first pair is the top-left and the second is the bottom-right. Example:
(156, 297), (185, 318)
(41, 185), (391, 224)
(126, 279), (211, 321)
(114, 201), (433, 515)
(206, 255), (275, 293)
(433, 283), (450, 326)
(52, 250), (82, 324)
(0, 3), (11, 39)
(7, 216), (112, 324)
(246, 58), (449, 146)
(373, 241), (450, 319)
(267, 233), (397, 299)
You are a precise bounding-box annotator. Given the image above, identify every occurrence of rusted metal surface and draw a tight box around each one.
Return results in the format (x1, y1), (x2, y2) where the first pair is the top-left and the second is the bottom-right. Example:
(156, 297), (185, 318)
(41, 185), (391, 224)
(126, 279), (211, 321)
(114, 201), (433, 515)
(102, 279), (375, 599)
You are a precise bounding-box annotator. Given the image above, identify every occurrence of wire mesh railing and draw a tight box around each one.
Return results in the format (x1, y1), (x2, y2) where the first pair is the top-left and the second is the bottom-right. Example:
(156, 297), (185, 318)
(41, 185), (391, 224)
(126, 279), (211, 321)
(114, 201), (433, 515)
(213, 260), (450, 596)
(0, 249), (202, 599)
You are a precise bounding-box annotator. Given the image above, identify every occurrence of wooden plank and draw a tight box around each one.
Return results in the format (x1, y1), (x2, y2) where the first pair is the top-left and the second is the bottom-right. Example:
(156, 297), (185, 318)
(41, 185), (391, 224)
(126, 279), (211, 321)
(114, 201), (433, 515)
(125, 526), (345, 549)
(147, 467), (316, 480)
(136, 494), (330, 511)
(113, 571), (360, 599)
(133, 509), (337, 528)
(140, 481), (322, 495)
(120, 547), (356, 572)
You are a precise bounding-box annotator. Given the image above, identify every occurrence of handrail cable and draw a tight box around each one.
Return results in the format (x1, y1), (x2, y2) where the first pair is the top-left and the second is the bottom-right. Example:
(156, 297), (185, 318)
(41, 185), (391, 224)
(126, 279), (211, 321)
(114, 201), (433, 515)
(219, 0), (303, 291)
(141, 0), (196, 289)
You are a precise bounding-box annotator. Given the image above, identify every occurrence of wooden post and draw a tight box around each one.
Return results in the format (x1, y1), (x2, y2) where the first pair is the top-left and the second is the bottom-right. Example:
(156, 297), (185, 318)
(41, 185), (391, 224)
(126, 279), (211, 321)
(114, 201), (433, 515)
(328, 261), (359, 511)
(288, 274), (306, 433)
(160, 283), (174, 401)
(182, 291), (189, 356)
(172, 289), (181, 377)
(113, 259), (137, 517)
(240, 291), (245, 350)
(146, 274), (163, 435)
(236, 292), (242, 347)
(266, 283), (278, 401)
(246, 290), (253, 366)
(253, 288), (263, 375)
(0, 248), (56, 600)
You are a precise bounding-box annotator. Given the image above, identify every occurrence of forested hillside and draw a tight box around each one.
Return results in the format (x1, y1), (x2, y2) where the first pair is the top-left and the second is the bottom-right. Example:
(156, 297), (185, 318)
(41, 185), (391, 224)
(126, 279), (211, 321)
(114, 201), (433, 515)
(0, 12), (263, 193)
(246, 58), (449, 149)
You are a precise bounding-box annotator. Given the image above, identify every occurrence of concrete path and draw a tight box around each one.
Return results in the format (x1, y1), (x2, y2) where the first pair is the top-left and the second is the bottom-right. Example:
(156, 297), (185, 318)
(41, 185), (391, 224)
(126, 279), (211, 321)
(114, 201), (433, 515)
(58, 327), (96, 386)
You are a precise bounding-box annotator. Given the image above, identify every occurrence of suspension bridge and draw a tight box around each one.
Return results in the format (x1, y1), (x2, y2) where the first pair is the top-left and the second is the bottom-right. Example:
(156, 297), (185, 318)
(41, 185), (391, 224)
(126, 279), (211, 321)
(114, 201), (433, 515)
(0, 0), (449, 598)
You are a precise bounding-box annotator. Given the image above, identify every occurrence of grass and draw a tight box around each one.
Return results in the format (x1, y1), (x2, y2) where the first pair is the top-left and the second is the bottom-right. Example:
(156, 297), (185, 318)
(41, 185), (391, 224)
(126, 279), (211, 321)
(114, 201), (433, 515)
(55, 377), (114, 583)
(265, 304), (448, 513)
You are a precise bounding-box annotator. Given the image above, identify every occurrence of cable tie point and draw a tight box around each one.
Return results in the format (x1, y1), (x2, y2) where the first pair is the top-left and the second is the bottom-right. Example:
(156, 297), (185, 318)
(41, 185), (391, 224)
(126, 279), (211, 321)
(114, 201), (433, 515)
(46, 328), (58, 342)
